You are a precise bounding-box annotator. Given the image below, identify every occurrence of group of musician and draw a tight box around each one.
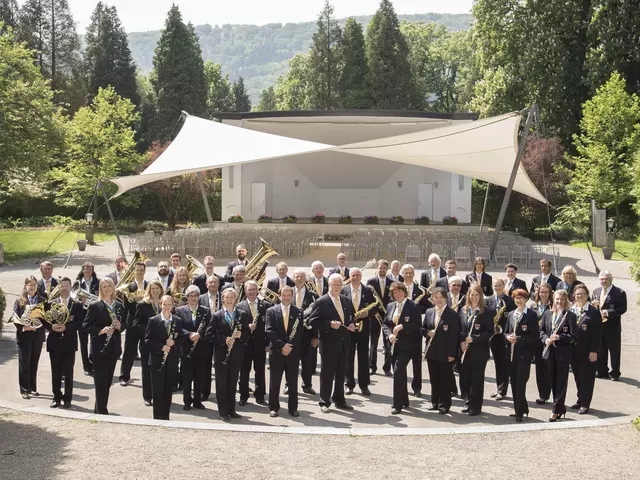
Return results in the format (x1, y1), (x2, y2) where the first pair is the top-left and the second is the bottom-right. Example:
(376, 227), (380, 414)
(12, 248), (627, 424)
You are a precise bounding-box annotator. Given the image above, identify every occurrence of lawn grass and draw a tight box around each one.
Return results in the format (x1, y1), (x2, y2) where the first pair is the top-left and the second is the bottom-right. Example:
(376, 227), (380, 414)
(569, 239), (637, 261)
(0, 229), (115, 264)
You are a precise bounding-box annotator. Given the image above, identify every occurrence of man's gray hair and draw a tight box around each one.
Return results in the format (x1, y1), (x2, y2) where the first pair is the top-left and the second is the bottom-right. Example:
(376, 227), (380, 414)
(232, 265), (246, 274)
(448, 275), (462, 286)
(400, 264), (414, 275)
(328, 273), (343, 284)
(599, 269), (613, 279)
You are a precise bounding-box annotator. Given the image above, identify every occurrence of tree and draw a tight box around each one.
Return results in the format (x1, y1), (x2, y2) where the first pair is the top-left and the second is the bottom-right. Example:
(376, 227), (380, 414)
(232, 76), (251, 112)
(274, 52), (311, 110)
(135, 69), (157, 153)
(338, 17), (369, 109)
(554, 73), (640, 234)
(307, 0), (342, 109)
(366, 0), (416, 109)
(0, 25), (63, 177)
(151, 5), (207, 141)
(256, 86), (277, 111)
(51, 86), (144, 208)
(84, 2), (139, 105)
(204, 61), (234, 116)
(0, 0), (18, 33)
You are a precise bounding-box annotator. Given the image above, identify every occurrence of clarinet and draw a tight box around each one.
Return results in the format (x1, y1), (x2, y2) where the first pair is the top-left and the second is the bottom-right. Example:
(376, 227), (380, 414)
(460, 308), (480, 363)
(100, 303), (118, 354)
(187, 313), (206, 359)
(160, 319), (177, 371)
(541, 311), (568, 357)
(222, 314), (241, 365)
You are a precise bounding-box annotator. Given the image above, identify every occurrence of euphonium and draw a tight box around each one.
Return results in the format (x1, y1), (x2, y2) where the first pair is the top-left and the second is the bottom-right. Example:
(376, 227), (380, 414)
(185, 255), (205, 280)
(115, 251), (150, 291)
(244, 238), (279, 285)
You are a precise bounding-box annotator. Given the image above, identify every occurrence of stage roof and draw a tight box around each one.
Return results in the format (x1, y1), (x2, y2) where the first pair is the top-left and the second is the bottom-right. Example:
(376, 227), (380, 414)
(110, 110), (546, 203)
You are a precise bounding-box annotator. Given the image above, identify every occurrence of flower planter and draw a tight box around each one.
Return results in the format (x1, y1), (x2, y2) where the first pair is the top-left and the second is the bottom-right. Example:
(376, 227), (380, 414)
(258, 219), (272, 223)
(283, 219), (298, 224)
(339, 216), (353, 224)
(311, 218), (326, 224)
(77, 239), (88, 251)
(443, 216), (458, 225)
(390, 216), (405, 225)
(415, 217), (430, 225)
(228, 218), (243, 223)
(364, 216), (379, 224)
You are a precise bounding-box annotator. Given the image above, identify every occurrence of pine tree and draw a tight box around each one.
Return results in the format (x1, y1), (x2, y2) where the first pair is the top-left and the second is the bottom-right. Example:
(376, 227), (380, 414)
(366, 0), (417, 109)
(339, 17), (369, 109)
(307, 0), (342, 109)
(151, 5), (207, 141)
(204, 61), (234, 116)
(256, 86), (277, 111)
(0, 0), (18, 33)
(232, 77), (251, 112)
(274, 53), (311, 110)
(84, 2), (139, 105)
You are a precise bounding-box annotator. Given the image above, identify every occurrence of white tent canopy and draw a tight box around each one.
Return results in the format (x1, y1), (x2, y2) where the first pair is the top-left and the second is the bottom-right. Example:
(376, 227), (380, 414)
(110, 111), (547, 204)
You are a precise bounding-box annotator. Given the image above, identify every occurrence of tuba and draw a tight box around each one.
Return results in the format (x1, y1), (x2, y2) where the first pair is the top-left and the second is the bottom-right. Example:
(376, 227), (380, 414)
(245, 238), (279, 286)
(115, 250), (150, 301)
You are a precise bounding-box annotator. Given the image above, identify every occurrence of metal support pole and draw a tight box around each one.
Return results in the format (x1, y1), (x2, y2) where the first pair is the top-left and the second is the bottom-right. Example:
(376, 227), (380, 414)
(490, 105), (538, 261)
(99, 179), (126, 258)
(197, 172), (215, 229)
(479, 182), (490, 232)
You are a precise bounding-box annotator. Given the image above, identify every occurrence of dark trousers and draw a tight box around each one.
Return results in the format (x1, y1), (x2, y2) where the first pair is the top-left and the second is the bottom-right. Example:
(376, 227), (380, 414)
(269, 351), (300, 413)
(202, 343), (214, 400)
(92, 349), (118, 414)
(534, 342), (551, 400)
(215, 359), (241, 417)
(369, 318), (382, 372)
(598, 325), (621, 378)
(181, 355), (205, 406)
(17, 336), (43, 394)
(411, 349), (423, 394)
(427, 359), (453, 411)
(451, 347), (461, 395)
(382, 334), (392, 373)
(300, 330), (315, 388)
(571, 352), (597, 408)
(119, 329), (141, 382)
(508, 356), (532, 417)
(319, 341), (349, 407)
(151, 356), (178, 420)
(391, 351), (412, 409)
(346, 330), (370, 390)
(239, 343), (266, 401)
(50, 349), (76, 402)
(140, 342), (152, 402)
(548, 356), (570, 414)
(78, 330), (92, 373)
(490, 336), (509, 396)
(460, 355), (488, 412)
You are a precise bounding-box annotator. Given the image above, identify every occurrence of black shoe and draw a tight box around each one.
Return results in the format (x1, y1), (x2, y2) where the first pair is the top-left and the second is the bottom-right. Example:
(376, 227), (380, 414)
(570, 403), (580, 410)
(302, 386), (316, 395)
(515, 416), (523, 423)
(578, 407), (589, 415)
(383, 370), (392, 377)
(21, 392), (30, 400)
(193, 403), (205, 410)
(468, 410), (480, 416)
(62, 401), (71, 409)
(238, 399), (248, 407)
(120, 380), (128, 387)
(172, 386), (179, 393)
(510, 412), (528, 418)
(345, 387), (354, 395)
(494, 394), (504, 401)
(183, 405), (192, 411)
(370, 368), (377, 375)
(549, 412), (566, 422)
(461, 405), (470, 413)
(536, 398), (547, 405)
(220, 415), (230, 422)
(438, 408), (449, 415)
(413, 391), (422, 398)
(229, 412), (241, 419)
(611, 376), (620, 382)
(361, 387), (371, 397)
(84, 370), (93, 377)
(249, 387), (254, 393)
(256, 399), (268, 406)
(289, 411), (300, 418)
(428, 405), (439, 411)
(490, 392), (498, 398)
(596, 373), (609, 379)
(336, 403), (354, 411)
(144, 400), (153, 407)
(283, 386), (289, 395)
(391, 407), (401, 414)
(269, 411), (278, 418)
(30, 391), (40, 397)
(50, 400), (61, 408)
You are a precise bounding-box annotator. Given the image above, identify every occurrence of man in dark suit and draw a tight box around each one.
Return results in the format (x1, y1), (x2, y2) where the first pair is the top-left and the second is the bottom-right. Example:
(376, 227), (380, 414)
(311, 261), (329, 296)
(44, 277), (84, 408)
(342, 268), (375, 397)
(154, 261), (173, 293)
(292, 269), (319, 394)
(329, 253), (350, 280)
(266, 262), (295, 294)
(366, 259), (393, 376)
(236, 280), (271, 406)
(222, 265), (246, 299)
(530, 258), (561, 299)
(308, 273), (355, 412)
(389, 260), (404, 283)
(593, 270), (627, 381)
(193, 256), (225, 295)
(119, 262), (148, 387)
(224, 244), (248, 282)
(420, 253), (447, 292)
(446, 276), (466, 314)
(197, 275), (221, 401)
(37, 261), (58, 298)
(437, 260), (469, 295)
(504, 263), (528, 296)
(175, 285), (211, 410)
(105, 255), (128, 286)
(266, 286), (304, 417)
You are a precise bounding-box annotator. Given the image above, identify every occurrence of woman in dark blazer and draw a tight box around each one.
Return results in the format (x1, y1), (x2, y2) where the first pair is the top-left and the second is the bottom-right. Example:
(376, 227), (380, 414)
(540, 289), (576, 421)
(132, 280), (164, 406)
(13, 276), (47, 399)
(570, 284), (602, 414)
(459, 284), (494, 415)
(421, 287), (460, 414)
(527, 283), (553, 405)
(556, 265), (584, 303)
(382, 282), (423, 414)
(82, 278), (125, 415)
(504, 288), (539, 422)
(466, 257), (493, 297)
(146, 295), (183, 420)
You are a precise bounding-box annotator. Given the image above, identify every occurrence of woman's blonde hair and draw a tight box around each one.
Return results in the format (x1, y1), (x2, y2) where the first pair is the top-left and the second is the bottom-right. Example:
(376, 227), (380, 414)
(170, 267), (190, 297)
(561, 265), (577, 282)
(143, 280), (165, 304)
(98, 277), (116, 301)
(464, 284), (485, 313)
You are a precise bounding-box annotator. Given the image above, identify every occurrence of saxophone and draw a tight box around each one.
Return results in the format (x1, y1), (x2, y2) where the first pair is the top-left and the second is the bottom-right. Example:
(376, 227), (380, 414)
(493, 303), (507, 336)
(414, 284), (428, 304)
(353, 287), (384, 333)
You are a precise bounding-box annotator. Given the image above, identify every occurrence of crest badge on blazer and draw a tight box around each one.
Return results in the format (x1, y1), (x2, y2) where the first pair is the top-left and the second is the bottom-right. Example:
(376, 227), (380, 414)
(404, 316), (409, 323)
(582, 324), (588, 331)
(474, 324), (481, 330)
(443, 325), (449, 332)
(521, 324), (528, 332)
(562, 326), (569, 333)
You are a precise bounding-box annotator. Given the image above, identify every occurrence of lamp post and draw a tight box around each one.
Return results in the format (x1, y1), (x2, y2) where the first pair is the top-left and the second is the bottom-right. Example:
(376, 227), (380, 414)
(602, 217), (615, 260)
(85, 212), (95, 245)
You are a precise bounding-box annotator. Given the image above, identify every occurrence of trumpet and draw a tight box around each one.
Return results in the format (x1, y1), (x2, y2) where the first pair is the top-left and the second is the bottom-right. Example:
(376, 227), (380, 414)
(70, 283), (99, 310)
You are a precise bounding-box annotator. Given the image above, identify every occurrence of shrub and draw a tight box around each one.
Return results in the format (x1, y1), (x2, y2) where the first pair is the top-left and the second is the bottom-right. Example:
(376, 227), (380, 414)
(415, 216), (430, 225)
(282, 214), (297, 224)
(390, 215), (404, 225)
(364, 215), (379, 224)
(141, 220), (168, 232)
(443, 216), (458, 225)
(228, 214), (243, 223)
(258, 214), (272, 223)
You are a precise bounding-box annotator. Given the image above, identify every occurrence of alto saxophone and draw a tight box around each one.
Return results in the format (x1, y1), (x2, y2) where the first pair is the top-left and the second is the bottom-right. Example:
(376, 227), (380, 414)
(353, 289), (383, 333)
(492, 303), (507, 337)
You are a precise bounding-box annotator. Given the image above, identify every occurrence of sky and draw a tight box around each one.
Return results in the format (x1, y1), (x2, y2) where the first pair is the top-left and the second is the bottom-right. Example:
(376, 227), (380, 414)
(61, 0), (474, 33)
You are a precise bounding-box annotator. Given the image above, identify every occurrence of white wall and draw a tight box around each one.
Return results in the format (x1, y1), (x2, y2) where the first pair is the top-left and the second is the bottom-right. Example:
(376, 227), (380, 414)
(450, 174), (472, 223)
